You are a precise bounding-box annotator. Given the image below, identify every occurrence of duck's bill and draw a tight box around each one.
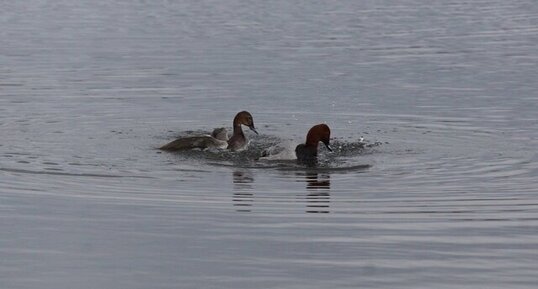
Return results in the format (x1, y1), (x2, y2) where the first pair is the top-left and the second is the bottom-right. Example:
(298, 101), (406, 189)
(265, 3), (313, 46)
(324, 142), (333, 152)
(249, 125), (259, 135)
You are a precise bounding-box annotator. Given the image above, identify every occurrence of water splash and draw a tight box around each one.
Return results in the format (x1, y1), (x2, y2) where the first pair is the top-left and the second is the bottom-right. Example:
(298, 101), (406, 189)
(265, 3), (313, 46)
(159, 133), (380, 171)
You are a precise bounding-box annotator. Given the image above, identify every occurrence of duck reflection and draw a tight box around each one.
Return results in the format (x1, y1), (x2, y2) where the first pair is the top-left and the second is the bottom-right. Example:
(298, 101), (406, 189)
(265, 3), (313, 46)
(302, 171), (331, 214)
(232, 170), (254, 212)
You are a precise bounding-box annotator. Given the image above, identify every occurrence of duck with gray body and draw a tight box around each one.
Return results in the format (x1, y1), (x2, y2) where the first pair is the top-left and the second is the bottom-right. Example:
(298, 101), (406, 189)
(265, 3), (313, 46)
(159, 111), (257, 151)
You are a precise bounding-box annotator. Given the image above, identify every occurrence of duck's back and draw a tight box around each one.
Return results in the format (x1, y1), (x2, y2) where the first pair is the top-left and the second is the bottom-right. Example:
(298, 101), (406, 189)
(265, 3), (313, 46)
(160, 136), (227, 151)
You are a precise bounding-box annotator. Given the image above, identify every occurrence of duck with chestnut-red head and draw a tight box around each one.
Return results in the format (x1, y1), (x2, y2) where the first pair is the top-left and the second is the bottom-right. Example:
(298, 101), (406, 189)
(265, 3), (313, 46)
(295, 124), (332, 163)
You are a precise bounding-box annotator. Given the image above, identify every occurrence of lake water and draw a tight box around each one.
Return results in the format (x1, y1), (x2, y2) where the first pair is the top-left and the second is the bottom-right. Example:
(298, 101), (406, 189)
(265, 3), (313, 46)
(1, 1), (537, 288)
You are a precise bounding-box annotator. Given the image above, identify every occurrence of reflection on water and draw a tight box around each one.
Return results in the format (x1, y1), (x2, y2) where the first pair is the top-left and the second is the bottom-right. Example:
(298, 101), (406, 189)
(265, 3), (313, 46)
(302, 171), (331, 214)
(231, 169), (332, 213)
(232, 170), (254, 212)
(305, 171), (331, 190)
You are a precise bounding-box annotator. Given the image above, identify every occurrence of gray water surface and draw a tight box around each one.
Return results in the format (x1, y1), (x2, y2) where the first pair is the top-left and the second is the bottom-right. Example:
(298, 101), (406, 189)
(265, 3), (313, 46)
(1, 1), (538, 288)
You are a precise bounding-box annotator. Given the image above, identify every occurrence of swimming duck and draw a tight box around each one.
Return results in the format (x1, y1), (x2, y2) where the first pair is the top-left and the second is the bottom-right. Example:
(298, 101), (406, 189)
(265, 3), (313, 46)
(159, 111), (258, 151)
(295, 124), (332, 163)
(227, 111), (258, 151)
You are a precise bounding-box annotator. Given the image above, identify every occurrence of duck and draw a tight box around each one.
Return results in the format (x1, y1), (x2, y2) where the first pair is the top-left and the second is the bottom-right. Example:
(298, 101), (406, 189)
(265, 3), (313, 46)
(159, 111), (258, 151)
(295, 124), (332, 163)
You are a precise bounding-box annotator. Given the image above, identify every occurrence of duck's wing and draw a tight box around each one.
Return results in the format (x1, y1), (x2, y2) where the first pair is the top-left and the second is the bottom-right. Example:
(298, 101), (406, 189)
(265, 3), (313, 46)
(160, 136), (226, 151)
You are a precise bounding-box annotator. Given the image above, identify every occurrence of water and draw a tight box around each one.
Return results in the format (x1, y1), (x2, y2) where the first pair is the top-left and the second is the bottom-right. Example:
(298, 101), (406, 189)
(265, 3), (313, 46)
(1, 0), (537, 288)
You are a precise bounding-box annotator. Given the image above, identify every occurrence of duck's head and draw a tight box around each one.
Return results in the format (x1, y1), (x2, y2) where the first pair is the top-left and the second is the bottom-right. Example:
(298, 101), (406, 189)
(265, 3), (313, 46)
(306, 124), (332, 151)
(234, 111), (258, 134)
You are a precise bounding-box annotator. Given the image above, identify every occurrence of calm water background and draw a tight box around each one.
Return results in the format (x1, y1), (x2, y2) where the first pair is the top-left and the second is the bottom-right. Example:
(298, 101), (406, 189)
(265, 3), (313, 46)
(1, 0), (538, 288)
